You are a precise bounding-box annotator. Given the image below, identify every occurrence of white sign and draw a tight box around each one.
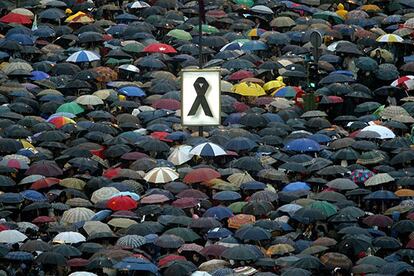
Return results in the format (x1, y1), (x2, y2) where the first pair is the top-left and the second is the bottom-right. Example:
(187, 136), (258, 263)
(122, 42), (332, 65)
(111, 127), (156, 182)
(181, 68), (221, 126)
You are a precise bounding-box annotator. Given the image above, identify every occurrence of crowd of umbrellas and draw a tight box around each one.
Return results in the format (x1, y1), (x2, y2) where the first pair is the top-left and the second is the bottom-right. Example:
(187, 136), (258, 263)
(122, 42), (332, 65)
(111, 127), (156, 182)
(1, 0), (414, 275)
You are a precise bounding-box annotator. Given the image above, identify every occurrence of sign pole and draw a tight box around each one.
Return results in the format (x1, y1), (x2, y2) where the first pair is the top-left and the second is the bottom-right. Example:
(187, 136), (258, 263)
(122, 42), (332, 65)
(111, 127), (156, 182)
(198, 0), (205, 136)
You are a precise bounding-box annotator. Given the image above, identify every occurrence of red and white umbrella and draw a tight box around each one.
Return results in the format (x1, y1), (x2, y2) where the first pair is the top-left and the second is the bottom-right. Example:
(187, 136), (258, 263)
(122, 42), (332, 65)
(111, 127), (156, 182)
(391, 75), (414, 90)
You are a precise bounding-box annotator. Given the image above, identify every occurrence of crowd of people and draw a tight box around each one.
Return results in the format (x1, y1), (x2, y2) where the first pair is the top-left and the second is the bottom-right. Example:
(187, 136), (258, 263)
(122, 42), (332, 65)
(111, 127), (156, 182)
(0, 0), (414, 275)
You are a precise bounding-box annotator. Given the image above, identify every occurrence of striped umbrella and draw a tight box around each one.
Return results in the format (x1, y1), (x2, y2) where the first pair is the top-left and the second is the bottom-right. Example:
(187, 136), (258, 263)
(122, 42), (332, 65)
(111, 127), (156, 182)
(116, 235), (146, 248)
(91, 187), (120, 204)
(53, 232), (86, 244)
(61, 207), (95, 224)
(144, 167), (179, 184)
(190, 142), (227, 157)
(66, 50), (100, 63)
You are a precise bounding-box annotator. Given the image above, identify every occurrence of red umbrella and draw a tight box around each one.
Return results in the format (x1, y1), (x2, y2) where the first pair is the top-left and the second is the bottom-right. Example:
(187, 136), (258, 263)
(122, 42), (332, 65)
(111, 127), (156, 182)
(171, 197), (200, 208)
(158, 254), (186, 267)
(151, 132), (173, 142)
(67, 258), (89, 267)
(31, 177), (61, 190)
(0, 224), (9, 231)
(121, 152), (148, 161)
(32, 216), (55, 224)
(103, 167), (122, 179)
(183, 168), (221, 184)
(233, 101), (249, 112)
(0, 13), (32, 24)
(206, 10), (227, 18)
(363, 214), (393, 228)
(106, 196), (138, 211)
(143, 43), (177, 54)
(407, 239), (414, 249)
(152, 99), (181, 110)
(228, 70), (254, 81)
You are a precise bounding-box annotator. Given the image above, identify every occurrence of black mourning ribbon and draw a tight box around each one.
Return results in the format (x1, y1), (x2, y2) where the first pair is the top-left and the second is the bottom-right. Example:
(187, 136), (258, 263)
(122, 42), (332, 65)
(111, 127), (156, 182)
(188, 77), (213, 117)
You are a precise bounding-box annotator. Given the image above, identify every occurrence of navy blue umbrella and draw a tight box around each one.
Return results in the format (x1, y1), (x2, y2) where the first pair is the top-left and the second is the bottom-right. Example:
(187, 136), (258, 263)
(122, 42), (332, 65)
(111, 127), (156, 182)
(213, 191), (241, 201)
(20, 190), (47, 202)
(284, 138), (321, 152)
(5, 251), (33, 261)
(113, 257), (158, 273)
(203, 206), (234, 220)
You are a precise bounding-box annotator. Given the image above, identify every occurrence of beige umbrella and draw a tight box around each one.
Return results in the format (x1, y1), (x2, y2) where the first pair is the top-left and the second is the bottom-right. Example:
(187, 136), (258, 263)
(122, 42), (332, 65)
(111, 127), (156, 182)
(61, 207), (95, 224)
(92, 89), (117, 100)
(0, 230), (28, 243)
(380, 106), (411, 119)
(60, 178), (86, 190)
(227, 172), (255, 186)
(108, 218), (138, 229)
(198, 259), (230, 272)
(37, 89), (63, 96)
(365, 173), (394, 187)
(66, 198), (93, 208)
(221, 80), (233, 93)
(270, 16), (296, 28)
(83, 221), (112, 236)
(2, 62), (33, 75)
(168, 145), (194, 166)
(76, 95), (104, 106)
(91, 187), (120, 204)
(144, 167), (179, 184)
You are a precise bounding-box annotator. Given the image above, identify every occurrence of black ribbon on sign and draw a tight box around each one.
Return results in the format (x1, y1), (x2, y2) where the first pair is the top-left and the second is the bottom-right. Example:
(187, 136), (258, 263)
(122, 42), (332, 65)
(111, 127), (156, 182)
(188, 77), (213, 117)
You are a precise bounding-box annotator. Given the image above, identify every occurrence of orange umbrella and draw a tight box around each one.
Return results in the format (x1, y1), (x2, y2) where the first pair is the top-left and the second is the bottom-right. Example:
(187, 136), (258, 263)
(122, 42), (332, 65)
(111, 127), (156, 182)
(93, 66), (118, 82)
(228, 214), (255, 229)
(395, 189), (414, 197)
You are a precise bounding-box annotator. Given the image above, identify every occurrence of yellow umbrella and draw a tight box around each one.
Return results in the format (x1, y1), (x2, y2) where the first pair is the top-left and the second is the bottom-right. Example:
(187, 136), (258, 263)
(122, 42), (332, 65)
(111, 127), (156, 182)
(395, 189), (414, 197)
(266, 244), (295, 256)
(263, 76), (286, 92)
(232, 82), (266, 97)
(18, 139), (35, 150)
(65, 11), (94, 24)
(361, 4), (382, 12)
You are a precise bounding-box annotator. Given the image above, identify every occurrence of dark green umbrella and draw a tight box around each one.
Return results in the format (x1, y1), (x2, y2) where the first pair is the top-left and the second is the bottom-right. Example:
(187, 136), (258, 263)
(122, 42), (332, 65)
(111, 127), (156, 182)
(164, 228), (200, 242)
(221, 245), (260, 261)
(36, 252), (67, 266)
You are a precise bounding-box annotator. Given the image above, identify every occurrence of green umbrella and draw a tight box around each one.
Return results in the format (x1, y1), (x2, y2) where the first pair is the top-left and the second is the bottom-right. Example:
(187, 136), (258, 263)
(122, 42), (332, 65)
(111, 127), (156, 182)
(167, 29), (192, 41)
(307, 201), (337, 217)
(233, 0), (254, 7)
(122, 42), (144, 54)
(228, 201), (247, 213)
(164, 227), (201, 242)
(56, 102), (84, 115)
(196, 24), (219, 34)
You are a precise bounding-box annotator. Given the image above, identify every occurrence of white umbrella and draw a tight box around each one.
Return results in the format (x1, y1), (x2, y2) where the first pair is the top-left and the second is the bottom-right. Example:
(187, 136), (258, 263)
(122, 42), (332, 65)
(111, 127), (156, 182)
(61, 207), (95, 224)
(0, 230), (28, 244)
(144, 167), (179, 184)
(53, 231), (86, 244)
(360, 125), (396, 139)
(76, 95), (104, 106)
(69, 272), (97, 276)
(190, 142), (227, 157)
(118, 64), (140, 73)
(91, 187), (120, 204)
(168, 145), (194, 165)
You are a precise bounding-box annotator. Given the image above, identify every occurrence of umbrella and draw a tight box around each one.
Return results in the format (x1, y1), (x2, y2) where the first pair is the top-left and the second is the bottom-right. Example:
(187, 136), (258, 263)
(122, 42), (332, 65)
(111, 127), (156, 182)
(144, 167), (179, 183)
(66, 50), (100, 63)
(190, 142), (227, 157)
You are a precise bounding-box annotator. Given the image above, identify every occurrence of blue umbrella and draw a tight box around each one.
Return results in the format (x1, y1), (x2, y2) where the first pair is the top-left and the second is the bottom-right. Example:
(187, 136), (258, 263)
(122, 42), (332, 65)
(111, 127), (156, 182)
(0, 193), (24, 204)
(6, 34), (34, 45)
(107, 24), (128, 36)
(283, 182), (310, 192)
(20, 190), (47, 202)
(113, 257), (158, 273)
(30, 71), (50, 81)
(329, 70), (355, 77)
(166, 131), (190, 141)
(207, 227), (233, 239)
(241, 40), (268, 51)
(364, 190), (399, 201)
(0, 51), (9, 59)
(225, 137), (257, 151)
(32, 26), (56, 38)
(308, 133), (331, 143)
(5, 251), (33, 261)
(284, 138), (321, 152)
(213, 191), (241, 201)
(91, 209), (112, 221)
(203, 206), (234, 220)
(223, 113), (242, 125)
(262, 113), (284, 123)
(240, 181), (266, 191)
(115, 13), (139, 23)
(118, 86), (146, 97)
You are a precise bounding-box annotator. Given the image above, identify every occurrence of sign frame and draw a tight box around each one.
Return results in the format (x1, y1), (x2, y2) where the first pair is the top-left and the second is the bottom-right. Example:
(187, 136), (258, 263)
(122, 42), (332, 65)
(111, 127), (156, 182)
(181, 68), (221, 127)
